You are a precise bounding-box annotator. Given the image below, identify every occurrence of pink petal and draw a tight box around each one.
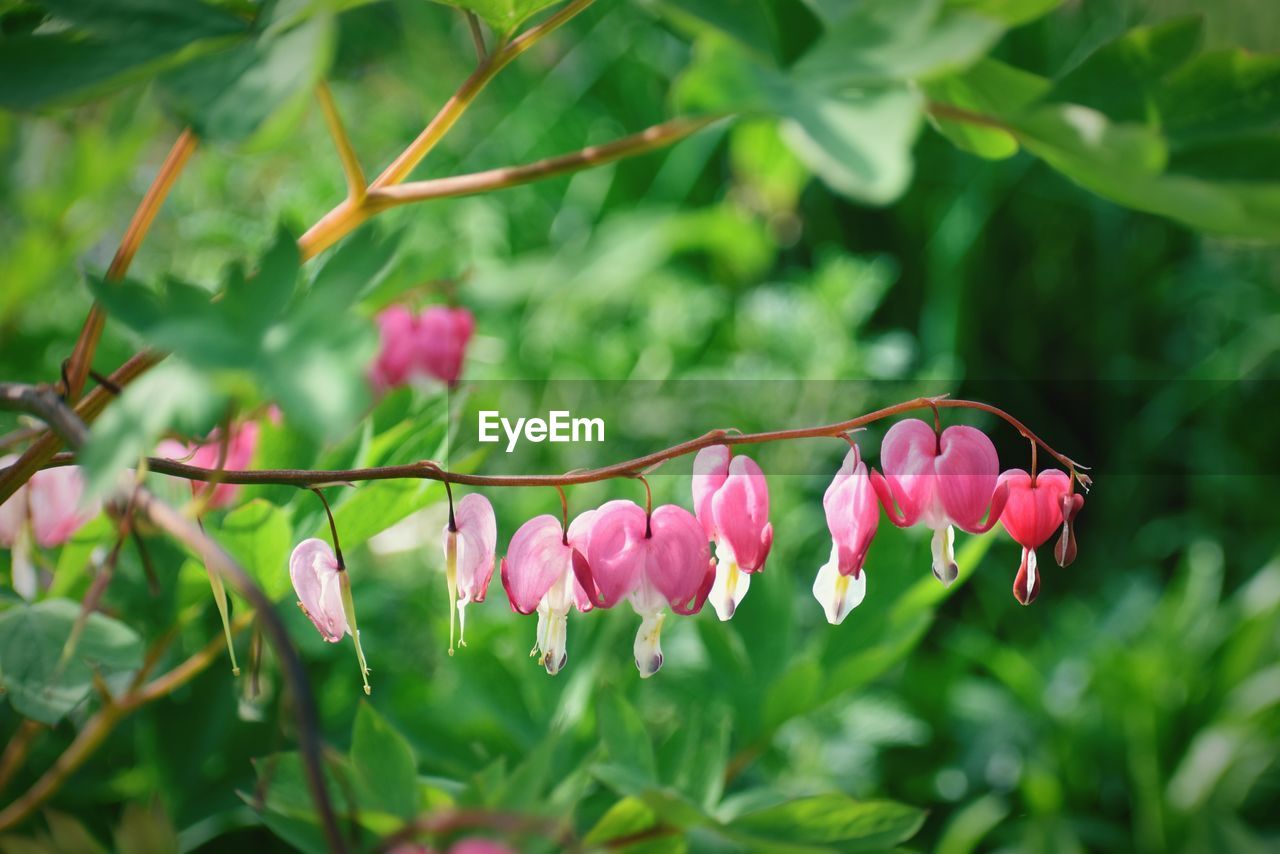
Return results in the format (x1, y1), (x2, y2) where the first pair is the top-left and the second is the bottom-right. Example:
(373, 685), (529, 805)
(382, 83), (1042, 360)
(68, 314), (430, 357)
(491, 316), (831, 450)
(187, 421), (259, 509)
(416, 306), (473, 386)
(289, 538), (348, 641)
(583, 500), (648, 608)
(823, 448), (879, 577)
(878, 419), (937, 527)
(370, 305), (419, 392)
(643, 505), (711, 611)
(998, 468), (1070, 549)
(1013, 546), (1040, 605)
(691, 445), (730, 538)
(453, 493), (497, 602)
(566, 509), (598, 612)
(0, 455), (28, 548)
(500, 515), (574, 615)
(710, 454), (771, 573)
(28, 466), (95, 548)
(935, 425), (999, 533)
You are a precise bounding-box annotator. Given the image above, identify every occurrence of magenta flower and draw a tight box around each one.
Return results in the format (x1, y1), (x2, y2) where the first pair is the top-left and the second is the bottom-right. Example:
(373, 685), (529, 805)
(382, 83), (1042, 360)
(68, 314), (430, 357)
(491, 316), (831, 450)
(157, 420), (260, 510)
(500, 513), (593, 675)
(582, 500), (712, 678)
(1, 457), (98, 598)
(997, 469), (1083, 605)
(692, 445), (773, 620)
(289, 538), (371, 693)
(416, 306), (474, 387)
(370, 304), (474, 393)
(442, 492), (497, 653)
(813, 445), (880, 624)
(871, 419), (1006, 586)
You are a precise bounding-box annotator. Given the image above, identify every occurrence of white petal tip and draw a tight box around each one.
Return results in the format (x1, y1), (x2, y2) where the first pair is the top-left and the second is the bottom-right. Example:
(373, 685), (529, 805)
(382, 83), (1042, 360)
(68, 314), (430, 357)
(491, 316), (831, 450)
(813, 553), (866, 626)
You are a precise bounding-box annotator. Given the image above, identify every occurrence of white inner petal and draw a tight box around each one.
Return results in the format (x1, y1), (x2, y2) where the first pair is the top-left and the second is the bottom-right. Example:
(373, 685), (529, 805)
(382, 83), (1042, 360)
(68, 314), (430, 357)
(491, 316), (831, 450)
(632, 607), (666, 679)
(812, 542), (866, 625)
(709, 555), (750, 621)
(930, 525), (958, 586)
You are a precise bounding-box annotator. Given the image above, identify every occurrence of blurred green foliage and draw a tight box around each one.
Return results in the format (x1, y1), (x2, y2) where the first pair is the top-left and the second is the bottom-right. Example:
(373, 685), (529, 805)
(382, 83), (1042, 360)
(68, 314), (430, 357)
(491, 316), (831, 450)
(1, 0), (1278, 852)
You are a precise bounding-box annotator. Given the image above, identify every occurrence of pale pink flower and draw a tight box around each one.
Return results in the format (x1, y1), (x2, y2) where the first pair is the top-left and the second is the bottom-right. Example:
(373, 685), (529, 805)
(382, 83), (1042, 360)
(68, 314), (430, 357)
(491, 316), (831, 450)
(442, 493), (497, 653)
(692, 446), (773, 620)
(813, 444), (880, 624)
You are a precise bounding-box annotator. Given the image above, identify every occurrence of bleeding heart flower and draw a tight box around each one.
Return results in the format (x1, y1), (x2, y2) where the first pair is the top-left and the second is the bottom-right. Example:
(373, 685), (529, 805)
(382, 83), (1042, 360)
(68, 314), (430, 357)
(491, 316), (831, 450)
(871, 419), (1006, 587)
(692, 445), (773, 620)
(813, 444), (880, 625)
(442, 492), (497, 653)
(998, 468), (1081, 605)
(500, 513), (593, 675)
(416, 306), (474, 387)
(370, 305), (420, 393)
(158, 421), (260, 510)
(582, 500), (712, 678)
(289, 538), (370, 693)
(0, 456), (98, 599)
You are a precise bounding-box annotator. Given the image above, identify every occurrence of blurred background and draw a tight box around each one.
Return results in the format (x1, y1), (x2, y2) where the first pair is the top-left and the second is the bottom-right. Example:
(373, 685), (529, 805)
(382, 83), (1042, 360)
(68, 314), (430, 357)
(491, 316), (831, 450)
(1, 0), (1278, 851)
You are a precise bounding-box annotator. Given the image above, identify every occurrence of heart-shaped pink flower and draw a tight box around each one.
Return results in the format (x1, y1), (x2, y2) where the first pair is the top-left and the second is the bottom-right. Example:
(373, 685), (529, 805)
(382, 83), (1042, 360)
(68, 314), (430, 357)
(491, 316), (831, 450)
(813, 444), (880, 624)
(998, 468), (1080, 605)
(583, 500), (712, 677)
(871, 419), (1006, 586)
(692, 445), (773, 620)
(442, 492), (497, 653)
(500, 513), (593, 674)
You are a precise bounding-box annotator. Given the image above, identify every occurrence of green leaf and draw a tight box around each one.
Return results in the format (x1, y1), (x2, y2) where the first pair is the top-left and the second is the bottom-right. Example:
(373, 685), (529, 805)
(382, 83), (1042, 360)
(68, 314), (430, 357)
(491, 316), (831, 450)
(945, 0), (1062, 26)
(217, 500), (293, 602)
(351, 701), (419, 820)
(762, 659), (822, 731)
(924, 57), (1050, 159)
(654, 0), (783, 59)
(795, 0), (1005, 87)
(0, 599), (144, 724)
(0, 1), (247, 110)
(112, 801), (178, 854)
(728, 794), (925, 852)
(597, 688), (657, 779)
(45, 810), (107, 854)
(307, 226), (401, 318)
(592, 764), (712, 831)
(160, 13), (334, 142)
(430, 0), (565, 36)
(585, 797), (660, 846)
(79, 361), (225, 501)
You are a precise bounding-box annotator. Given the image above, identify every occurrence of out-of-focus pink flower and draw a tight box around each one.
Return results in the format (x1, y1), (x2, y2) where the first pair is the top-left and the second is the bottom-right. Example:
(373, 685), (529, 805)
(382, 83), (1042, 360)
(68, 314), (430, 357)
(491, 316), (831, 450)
(500, 513), (593, 675)
(997, 469), (1082, 605)
(871, 419), (1006, 587)
(442, 492), (497, 653)
(370, 305), (474, 393)
(0, 455), (96, 550)
(813, 444), (880, 625)
(416, 306), (474, 387)
(449, 840), (515, 854)
(583, 500), (712, 678)
(156, 420), (260, 510)
(692, 446), (773, 620)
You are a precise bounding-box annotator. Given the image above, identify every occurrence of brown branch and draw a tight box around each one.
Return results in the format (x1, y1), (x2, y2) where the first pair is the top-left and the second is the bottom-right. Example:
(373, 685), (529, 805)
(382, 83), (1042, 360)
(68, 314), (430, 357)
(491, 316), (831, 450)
(464, 10), (487, 61)
(63, 130), (198, 404)
(0, 721), (44, 794)
(316, 83), (367, 203)
(365, 116), (723, 209)
(28, 396), (1088, 491)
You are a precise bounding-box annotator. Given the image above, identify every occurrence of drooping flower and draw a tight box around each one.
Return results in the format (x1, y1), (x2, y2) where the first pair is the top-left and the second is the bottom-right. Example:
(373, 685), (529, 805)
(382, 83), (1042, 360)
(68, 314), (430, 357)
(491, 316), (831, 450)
(416, 306), (474, 387)
(442, 492), (497, 653)
(582, 500), (713, 678)
(370, 304), (475, 393)
(997, 469), (1083, 605)
(157, 421), (260, 510)
(289, 538), (371, 693)
(691, 445), (773, 620)
(500, 513), (593, 675)
(0, 457), (97, 599)
(871, 419), (1006, 586)
(813, 444), (880, 624)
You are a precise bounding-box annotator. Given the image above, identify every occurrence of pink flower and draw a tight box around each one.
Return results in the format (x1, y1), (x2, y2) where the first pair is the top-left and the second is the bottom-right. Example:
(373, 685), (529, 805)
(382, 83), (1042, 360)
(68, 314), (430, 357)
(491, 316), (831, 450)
(500, 513), (593, 675)
(442, 493), (497, 653)
(370, 305), (474, 393)
(289, 538), (370, 693)
(871, 419), (1006, 586)
(0, 455), (97, 551)
(582, 500), (713, 678)
(813, 444), (880, 624)
(416, 306), (474, 387)
(370, 306), (419, 393)
(997, 469), (1083, 605)
(156, 420), (260, 510)
(692, 446), (773, 620)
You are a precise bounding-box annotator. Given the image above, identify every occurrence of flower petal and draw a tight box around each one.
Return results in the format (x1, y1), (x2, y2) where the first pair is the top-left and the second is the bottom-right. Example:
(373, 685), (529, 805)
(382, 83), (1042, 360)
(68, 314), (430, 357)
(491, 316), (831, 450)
(823, 448), (879, 576)
(879, 419), (938, 527)
(289, 538), (347, 641)
(710, 454), (771, 572)
(28, 466), (96, 548)
(584, 500), (648, 608)
(500, 515), (574, 615)
(691, 444), (730, 538)
(935, 425), (999, 532)
(644, 504), (711, 611)
(453, 493), (497, 602)
(812, 544), (866, 625)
